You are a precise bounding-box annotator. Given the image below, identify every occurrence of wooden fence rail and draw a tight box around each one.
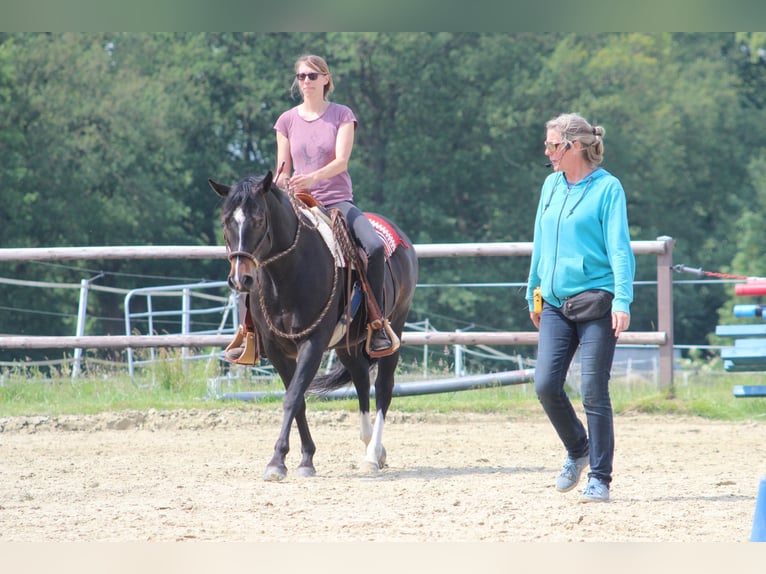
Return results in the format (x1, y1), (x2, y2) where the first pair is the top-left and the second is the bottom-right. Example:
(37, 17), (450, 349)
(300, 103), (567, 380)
(0, 238), (676, 389)
(0, 330), (667, 350)
(0, 240), (670, 261)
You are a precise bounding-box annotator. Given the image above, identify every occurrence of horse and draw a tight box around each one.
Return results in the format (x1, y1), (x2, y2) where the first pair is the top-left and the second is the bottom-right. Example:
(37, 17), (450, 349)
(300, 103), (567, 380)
(209, 171), (418, 481)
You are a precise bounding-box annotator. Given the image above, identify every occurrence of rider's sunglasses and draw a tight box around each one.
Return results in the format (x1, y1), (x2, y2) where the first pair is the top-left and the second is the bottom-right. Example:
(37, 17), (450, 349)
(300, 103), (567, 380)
(295, 72), (326, 81)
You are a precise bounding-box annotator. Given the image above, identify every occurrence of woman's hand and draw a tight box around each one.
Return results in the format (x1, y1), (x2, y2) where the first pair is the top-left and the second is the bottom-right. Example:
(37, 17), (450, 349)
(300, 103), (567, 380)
(529, 311), (541, 329)
(275, 174), (290, 190)
(612, 311), (630, 337)
(286, 173), (315, 193)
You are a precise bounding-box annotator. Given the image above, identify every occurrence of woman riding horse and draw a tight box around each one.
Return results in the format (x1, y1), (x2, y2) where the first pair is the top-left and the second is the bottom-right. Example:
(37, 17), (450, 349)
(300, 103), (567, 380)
(225, 53), (395, 363)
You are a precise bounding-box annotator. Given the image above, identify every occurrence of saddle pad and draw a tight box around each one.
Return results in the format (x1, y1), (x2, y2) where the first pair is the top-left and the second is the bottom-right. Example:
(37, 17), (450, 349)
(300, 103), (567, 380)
(298, 207), (408, 265)
(364, 213), (409, 258)
(299, 207), (345, 266)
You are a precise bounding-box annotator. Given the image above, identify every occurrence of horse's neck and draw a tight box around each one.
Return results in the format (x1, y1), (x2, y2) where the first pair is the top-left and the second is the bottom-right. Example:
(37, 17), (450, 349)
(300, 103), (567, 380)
(264, 189), (299, 252)
(260, 190), (334, 282)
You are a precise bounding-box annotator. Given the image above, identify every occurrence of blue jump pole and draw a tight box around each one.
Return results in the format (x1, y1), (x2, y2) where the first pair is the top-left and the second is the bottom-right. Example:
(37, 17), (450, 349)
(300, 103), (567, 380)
(217, 368), (536, 402)
(734, 304), (766, 319)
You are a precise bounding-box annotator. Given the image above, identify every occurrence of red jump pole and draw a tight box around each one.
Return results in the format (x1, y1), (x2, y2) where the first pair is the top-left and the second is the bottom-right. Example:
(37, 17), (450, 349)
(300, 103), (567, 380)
(735, 283), (766, 296)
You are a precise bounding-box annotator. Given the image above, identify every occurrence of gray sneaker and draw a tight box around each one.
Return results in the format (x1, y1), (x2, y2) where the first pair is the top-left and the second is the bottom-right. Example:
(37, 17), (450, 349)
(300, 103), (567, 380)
(579, 477), (610, 503)
(555, 454), (589, 492)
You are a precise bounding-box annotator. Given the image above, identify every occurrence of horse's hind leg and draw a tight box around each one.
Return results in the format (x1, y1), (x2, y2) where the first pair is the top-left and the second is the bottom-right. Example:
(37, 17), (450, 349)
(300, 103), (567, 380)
(363, 351), (399, 472)
(339, 351), (377, 469)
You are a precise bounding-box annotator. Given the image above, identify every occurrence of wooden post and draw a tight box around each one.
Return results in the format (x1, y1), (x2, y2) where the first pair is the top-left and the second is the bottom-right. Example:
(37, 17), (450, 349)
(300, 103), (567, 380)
(656, 236), (675, 394)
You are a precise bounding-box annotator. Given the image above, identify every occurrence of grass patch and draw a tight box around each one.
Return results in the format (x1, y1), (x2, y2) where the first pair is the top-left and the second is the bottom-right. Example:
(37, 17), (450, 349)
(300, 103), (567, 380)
(611, 371), (766, 420)
(1, 356), (765, 421)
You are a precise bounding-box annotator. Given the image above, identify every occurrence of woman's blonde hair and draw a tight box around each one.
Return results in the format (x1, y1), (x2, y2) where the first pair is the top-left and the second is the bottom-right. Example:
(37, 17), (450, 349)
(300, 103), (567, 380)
(546, 113), (605, 167)
(291, 54), (334, 100)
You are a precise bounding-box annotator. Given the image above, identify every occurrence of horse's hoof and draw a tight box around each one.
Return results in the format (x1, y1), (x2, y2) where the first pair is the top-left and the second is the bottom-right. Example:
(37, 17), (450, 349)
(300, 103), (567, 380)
(360, 460), (381, 475)
(295, 465), (316, 478)
(378, 446), (387, 468)
(263, 466), (287, 482)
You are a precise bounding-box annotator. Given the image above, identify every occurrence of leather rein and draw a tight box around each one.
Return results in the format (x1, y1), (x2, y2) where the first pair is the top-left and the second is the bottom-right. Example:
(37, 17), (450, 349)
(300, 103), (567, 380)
(226, 186), (341, 341)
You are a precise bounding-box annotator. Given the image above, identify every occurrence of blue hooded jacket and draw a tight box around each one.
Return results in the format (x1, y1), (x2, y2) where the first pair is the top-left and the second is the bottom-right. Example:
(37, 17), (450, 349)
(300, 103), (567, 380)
(525, 167), (635, 314)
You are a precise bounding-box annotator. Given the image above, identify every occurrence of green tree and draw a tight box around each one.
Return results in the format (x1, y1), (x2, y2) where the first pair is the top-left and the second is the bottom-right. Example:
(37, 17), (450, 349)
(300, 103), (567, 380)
(2, 32), (766, 365)
(0, 33), (220, 350)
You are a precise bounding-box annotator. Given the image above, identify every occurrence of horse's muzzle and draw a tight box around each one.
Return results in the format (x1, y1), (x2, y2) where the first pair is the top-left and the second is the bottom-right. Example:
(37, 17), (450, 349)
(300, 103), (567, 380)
(228, 273), (255, 293)
(228, 257), (257, 293)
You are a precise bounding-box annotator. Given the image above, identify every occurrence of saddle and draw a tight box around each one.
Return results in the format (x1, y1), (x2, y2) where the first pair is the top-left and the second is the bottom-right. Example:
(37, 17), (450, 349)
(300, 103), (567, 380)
(296, 193), (408, 357)
(225, 193), (407, 364)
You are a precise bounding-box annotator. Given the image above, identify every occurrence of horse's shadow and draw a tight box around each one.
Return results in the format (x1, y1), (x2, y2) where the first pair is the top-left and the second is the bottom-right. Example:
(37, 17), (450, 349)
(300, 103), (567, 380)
(348, 464), (550, 481)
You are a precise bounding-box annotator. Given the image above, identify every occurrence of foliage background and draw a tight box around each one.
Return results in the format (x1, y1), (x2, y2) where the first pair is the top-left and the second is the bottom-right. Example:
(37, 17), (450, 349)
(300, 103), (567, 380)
(2, 32), (766, 363)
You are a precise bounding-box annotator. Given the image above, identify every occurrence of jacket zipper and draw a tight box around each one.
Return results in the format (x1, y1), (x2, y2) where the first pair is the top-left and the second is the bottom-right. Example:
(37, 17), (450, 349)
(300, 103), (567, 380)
(549, 184), (572, 306)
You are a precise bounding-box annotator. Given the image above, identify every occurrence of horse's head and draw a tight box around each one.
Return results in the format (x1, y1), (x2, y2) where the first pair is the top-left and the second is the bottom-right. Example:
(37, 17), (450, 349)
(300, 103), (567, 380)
(209, 171), (276, 293)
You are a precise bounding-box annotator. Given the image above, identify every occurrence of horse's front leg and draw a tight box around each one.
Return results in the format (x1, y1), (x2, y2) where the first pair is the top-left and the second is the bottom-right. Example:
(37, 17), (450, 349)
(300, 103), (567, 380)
(263, 339), (326, 481)
(263, 408), (296, 482)
(263, 387), (316, 481)
(292, 396), (317, 478)
(261, 353), (296, 482)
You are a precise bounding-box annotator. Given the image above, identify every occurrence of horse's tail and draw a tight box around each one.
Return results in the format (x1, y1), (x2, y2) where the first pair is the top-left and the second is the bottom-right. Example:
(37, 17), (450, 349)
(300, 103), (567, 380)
(307, 365), (353, 395)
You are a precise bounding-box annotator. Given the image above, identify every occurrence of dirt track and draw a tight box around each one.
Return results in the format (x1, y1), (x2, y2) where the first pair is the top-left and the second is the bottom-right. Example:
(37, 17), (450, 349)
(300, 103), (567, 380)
(1, 408), (764, 542)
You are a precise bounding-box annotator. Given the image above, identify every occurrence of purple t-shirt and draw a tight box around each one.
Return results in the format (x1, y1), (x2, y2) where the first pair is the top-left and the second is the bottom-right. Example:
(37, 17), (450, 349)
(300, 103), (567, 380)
(274, 102), (357, 206)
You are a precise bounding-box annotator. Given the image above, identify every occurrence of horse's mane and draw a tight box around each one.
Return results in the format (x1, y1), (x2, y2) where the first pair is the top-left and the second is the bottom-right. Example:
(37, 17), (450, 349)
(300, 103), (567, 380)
(222, 174), (282, 220)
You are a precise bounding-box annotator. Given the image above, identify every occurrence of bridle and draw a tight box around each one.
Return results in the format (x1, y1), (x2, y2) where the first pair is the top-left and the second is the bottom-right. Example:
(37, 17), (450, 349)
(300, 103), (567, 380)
(225, 213), (303, 269)
(225, 180), (341, 341)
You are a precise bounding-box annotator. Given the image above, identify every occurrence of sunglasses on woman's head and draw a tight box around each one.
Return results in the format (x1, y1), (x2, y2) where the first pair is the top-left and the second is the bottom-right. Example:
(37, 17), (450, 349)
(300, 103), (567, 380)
(295, 72), (325, 81)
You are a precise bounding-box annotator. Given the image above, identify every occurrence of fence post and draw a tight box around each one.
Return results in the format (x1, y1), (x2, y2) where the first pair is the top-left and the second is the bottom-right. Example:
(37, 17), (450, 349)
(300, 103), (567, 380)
(72, 272), (106, 378)
(423, 318), (430, 378)
(454, 336), (464, 377)
(181, 287), (191, 360)
(71, 278), (90, 379)
(656, 235), (675, 394)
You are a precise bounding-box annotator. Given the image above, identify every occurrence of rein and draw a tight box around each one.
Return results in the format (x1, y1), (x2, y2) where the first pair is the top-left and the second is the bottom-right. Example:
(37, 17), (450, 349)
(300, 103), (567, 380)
(228, 185), (340, 341)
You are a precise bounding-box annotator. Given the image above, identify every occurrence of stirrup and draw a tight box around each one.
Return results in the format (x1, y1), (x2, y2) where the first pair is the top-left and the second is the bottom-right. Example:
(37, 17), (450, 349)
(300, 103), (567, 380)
(365, 319), (400, 359)
(224, 325), (259, 366)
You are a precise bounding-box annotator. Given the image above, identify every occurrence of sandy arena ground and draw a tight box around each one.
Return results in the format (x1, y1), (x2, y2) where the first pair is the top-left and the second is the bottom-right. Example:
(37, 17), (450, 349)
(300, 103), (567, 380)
(1, 407), (765, 543)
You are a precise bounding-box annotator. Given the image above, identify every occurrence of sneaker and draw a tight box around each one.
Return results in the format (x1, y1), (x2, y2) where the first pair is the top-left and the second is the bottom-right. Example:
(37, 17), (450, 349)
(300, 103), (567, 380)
(555, 454), (589, 492)
(579, 477), (610, 503)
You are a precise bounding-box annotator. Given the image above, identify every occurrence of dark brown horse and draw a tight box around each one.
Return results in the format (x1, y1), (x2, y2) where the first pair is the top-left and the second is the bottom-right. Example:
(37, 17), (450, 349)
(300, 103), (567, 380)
(210, 172), (418, 481)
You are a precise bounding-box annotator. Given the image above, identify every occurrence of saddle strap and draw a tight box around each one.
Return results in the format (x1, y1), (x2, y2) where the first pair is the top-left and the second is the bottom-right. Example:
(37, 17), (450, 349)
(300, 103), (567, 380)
(330, 209), (384, 326)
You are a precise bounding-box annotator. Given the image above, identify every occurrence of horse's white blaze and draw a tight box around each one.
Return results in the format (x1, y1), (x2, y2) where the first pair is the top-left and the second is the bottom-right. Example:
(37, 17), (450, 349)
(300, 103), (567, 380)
(359, 411), (373, 446)
(232, 207), (247, 283)
(364, 409), (385, 465)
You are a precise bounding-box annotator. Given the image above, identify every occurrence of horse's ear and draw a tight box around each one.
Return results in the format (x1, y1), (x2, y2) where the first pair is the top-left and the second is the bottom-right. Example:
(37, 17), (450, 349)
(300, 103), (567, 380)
(262, 171), (274, 194)
(208, 178), (230, 198)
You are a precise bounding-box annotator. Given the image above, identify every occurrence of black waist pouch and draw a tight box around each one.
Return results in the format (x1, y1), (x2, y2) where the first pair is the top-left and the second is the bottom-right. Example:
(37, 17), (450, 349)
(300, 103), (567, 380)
(561, 289), (614, 322)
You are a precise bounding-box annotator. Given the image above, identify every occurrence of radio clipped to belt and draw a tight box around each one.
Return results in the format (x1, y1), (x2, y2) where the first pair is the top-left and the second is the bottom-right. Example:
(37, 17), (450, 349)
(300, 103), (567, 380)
(533, 286), (543, 314)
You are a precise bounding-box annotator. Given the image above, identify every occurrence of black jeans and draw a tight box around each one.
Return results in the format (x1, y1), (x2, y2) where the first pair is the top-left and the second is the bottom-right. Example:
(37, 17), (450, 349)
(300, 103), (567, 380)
(534, 302), (617, 485)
